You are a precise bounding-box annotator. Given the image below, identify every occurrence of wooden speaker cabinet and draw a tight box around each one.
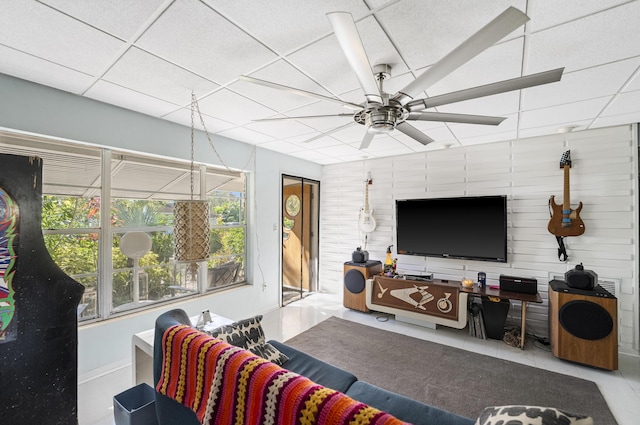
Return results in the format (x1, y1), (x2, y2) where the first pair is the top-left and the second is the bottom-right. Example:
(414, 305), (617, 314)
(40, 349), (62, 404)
(548, 281), (618, 370)
(343, 261), (382, 312)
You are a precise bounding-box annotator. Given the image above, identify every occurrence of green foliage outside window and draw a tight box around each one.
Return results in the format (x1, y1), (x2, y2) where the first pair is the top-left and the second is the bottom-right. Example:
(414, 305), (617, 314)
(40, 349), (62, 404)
(43, 191), (246, 319)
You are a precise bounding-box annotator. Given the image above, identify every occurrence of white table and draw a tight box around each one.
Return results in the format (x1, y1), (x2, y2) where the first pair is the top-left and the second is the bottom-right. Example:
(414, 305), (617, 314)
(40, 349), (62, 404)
(131, 313), (233, 386)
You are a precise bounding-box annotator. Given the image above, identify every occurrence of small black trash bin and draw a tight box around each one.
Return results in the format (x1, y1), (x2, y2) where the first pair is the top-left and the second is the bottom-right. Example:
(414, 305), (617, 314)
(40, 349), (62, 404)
(113, 383), (159, 425)
(481, 297), (510, 340)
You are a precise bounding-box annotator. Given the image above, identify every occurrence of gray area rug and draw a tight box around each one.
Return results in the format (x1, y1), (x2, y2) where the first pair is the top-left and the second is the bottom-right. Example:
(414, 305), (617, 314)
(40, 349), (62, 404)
(284, 316), (617, 424)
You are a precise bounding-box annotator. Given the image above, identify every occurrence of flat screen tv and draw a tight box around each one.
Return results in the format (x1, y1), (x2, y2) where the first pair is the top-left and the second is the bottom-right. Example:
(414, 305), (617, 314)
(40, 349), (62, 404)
(396, 195), (507, 263)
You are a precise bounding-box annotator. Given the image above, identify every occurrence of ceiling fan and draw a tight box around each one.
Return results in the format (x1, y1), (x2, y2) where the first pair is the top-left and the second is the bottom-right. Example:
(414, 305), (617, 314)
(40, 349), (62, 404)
(240, 7), (564, 149)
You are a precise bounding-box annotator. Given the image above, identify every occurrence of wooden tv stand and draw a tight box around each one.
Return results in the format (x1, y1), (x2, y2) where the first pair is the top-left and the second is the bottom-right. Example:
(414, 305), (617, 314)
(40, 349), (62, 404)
(366, 276), (468, 329)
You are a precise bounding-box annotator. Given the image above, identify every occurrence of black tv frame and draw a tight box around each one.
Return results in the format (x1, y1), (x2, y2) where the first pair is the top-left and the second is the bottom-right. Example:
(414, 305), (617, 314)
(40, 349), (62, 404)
(395, 195), (508, 263)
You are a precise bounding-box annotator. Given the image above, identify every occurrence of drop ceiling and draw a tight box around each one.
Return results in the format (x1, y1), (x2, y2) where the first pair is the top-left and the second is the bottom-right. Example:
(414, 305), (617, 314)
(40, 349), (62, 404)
(1, 0), (639, 165)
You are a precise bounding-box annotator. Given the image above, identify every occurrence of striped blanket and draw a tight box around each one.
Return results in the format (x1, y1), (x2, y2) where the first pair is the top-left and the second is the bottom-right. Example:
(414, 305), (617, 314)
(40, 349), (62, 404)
(157, 325), (410, 425)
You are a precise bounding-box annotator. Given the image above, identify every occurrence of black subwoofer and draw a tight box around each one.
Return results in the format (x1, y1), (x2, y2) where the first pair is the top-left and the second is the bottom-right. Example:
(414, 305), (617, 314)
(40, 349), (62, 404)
(549, 280), (618, 370)
(559, 300), (614, 341)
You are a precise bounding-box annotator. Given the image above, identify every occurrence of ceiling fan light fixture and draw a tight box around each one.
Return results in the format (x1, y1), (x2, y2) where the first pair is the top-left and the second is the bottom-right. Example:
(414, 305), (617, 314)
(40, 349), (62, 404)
(366, 108), (399, 133)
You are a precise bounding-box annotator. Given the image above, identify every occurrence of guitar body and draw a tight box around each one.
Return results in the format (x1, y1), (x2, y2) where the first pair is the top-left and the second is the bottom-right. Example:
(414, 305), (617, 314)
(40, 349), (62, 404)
(358, 208), (377, 233)
(547, 150), (585, 238)
(548, 195), (585, 237)
(358, 178), (376, 233)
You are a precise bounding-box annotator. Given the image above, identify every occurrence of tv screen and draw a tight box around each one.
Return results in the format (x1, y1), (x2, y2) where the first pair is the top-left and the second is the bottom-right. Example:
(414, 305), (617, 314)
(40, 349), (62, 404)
(396, 195), (507, 263)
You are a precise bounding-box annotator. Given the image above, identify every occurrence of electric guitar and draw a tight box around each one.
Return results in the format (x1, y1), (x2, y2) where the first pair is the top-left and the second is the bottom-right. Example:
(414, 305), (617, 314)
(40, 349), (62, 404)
(548, 150), (585, 237)
(358, 178), (376, 233)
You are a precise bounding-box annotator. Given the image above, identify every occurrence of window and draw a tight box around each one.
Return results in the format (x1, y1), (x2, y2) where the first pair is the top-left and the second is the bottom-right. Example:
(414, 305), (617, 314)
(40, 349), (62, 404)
(0, 132), (246, 322)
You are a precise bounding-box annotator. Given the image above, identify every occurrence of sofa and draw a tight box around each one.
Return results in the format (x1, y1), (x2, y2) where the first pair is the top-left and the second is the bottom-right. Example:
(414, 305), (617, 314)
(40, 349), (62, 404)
(153, 309), (474, 425)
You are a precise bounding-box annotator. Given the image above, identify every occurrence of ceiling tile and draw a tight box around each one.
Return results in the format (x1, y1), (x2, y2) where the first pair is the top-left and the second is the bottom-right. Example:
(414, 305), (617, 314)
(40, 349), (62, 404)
(85, 80), (181, 117)
(520, 97), (612, 129)
(361, 144), (418, 157)
(331, 123), (368, 143)
(230, 60), (332, 113)
(284, 102), (354, 131)
(162, 107), (236, 133)
(591, 112), (640, 129)
(518, 120), (593, 138)
(316, 143), (362, 158)
(376, 0), (526, 70)
(355, 15), (410, 76)
(522, 58), (640, 110)
(203, 0), (370, 55)
(303, 135), (344, 149)
(450, 113), (518, 139)
(389, 125), (457, 148)
(103, 47), (219, 106)
(527, 0), (631, 32)
(286, 30), (362, 97)
(458, 130), (517, 146)
(427, 38), (524, 97)
(600, 90), (640, 116)
(246, 118), (316, 139)
(437, 91), (520, 117)
(197, 89), (276, 125)
(623, 67), (640, 92)
(286, 14), (408, 97)
(39, 0), (167, 40)
(288, 149), (333, 162)
(350, 135), (405, 152)
(3, 0), (640, 166)
(0, 0), (124, 75)
(0, 45), (95, 94)
(259, 139), (307, 154)
(218, 127), (274, 145)
(527, 2), (640, 74)
(136, 0), (278, 85)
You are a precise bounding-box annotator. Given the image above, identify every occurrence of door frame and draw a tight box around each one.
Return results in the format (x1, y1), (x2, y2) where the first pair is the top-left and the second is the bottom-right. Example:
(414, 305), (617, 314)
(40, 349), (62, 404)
(280, 174), (320, 306)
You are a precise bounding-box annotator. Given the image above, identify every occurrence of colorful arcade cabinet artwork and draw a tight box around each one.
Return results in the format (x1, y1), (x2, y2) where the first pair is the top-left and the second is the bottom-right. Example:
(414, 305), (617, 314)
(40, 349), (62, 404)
(0, 187), (17, 343)
(0, 153), (84, 425)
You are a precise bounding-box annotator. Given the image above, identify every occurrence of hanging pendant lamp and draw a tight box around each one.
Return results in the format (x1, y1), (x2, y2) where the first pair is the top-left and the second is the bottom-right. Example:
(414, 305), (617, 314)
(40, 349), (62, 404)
(174, 93), (210, 278)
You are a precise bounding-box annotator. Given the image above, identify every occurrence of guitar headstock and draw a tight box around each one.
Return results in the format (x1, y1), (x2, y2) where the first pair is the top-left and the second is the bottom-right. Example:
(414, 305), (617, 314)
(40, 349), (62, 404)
(559, 150), (572, 169)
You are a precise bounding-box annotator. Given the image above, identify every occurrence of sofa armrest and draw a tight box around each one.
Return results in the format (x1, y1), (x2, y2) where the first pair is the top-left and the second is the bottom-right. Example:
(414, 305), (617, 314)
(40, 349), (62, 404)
(153, 309), (200, 425)
(346, 381), (475, 425)
(268, 340), (358, 394)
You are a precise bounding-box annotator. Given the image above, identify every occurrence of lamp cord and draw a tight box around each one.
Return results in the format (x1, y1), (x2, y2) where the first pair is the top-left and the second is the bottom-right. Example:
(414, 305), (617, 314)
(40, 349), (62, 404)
(190, 92), (196, 201)
(192, 93), (231, 172)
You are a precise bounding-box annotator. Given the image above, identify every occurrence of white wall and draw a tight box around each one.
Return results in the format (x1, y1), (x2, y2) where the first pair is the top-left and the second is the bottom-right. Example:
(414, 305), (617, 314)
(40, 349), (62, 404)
(320, 125), (639, 357)
(0, 73), (323, 424)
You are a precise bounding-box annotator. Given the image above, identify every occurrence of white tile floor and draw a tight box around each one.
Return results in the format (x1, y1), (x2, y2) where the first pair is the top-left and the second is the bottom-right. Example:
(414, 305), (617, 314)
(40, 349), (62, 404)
(93, 292), (640, 425)
(261, 292), (640, 425)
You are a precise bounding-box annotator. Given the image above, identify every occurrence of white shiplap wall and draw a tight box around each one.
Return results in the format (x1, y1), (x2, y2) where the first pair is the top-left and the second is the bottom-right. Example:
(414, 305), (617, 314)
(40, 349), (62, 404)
(319, 124), (638, 356)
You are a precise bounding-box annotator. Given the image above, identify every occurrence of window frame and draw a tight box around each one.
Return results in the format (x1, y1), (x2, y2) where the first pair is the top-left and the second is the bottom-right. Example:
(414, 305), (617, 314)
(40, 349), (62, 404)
(0, 134), (247, 324)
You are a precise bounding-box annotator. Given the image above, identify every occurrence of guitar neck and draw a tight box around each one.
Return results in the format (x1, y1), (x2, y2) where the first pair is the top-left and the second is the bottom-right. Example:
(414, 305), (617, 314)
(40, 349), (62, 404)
(363, 181), (369, 213)
(563, 166), (571, 210)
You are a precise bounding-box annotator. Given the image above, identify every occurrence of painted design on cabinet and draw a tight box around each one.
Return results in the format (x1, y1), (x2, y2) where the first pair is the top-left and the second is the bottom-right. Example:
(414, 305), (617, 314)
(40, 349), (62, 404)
(0, 188), (17, 343)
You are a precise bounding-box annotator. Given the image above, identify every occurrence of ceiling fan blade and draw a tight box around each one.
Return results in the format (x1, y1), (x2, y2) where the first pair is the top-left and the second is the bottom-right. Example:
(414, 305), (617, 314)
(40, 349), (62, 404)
(254, 114), (353, 122)
(393, 7), (529, 105)
(408, 111), (506, 126)
(327, 12), (382, 105)
(395, 122), (435, 145)
(302, 121), (357, 143)
(406, 68), (564, 112)
(239, 75), (362, 110)
(359, 131), (375, 149)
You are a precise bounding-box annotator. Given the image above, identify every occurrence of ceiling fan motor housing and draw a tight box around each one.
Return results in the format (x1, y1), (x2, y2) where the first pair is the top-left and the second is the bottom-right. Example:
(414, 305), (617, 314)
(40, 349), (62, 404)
(358, 104), (408, 134)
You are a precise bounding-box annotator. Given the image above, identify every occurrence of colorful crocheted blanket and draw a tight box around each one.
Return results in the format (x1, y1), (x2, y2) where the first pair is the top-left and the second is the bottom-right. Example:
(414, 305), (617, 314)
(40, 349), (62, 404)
(157, 325), (410, 425)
